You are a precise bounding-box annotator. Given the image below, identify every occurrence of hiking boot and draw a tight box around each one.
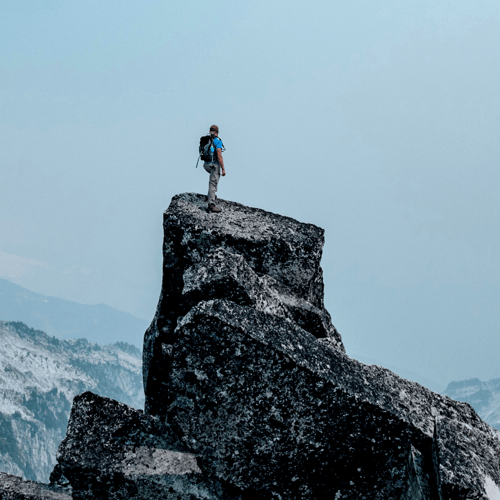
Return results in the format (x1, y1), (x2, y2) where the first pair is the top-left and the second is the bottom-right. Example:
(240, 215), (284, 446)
(207, 204), (222, 213)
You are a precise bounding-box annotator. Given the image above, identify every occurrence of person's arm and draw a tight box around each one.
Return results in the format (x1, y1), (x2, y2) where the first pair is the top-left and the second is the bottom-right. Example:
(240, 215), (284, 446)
(216, 148), (226, 176)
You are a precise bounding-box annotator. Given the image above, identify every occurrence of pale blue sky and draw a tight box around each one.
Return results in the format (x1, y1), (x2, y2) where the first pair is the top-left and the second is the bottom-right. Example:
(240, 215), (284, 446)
(1, 1), (499, 389)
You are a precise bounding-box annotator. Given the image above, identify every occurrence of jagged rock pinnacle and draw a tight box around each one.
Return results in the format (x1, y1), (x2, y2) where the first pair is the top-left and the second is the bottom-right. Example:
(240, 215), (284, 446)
(143, 192), (343, 416)
(46, 193), (500, 499)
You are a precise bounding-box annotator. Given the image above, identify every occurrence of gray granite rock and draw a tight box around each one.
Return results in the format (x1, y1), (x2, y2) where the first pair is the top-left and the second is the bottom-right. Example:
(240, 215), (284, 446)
(50, 193), (500, 499)
(166, 299), (500, 498)
(0, 472), (70, 500)
(143, 193), (343, 417)
(50, 392), (249, 499)
(182, 247), (336, 340)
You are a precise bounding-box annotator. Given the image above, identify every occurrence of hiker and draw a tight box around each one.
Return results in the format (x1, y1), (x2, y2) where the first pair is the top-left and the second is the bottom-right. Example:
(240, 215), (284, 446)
(203, 125), (226, 213)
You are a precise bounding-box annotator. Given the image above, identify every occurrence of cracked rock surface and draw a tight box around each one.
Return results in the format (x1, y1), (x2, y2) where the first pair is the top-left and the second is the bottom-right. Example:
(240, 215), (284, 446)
(143, 193), (343, 417)
(50, 392), (247, 499)
(0, 472), (70, 500)
(49, 193), (500, 499)
(166, 299), (500, 498)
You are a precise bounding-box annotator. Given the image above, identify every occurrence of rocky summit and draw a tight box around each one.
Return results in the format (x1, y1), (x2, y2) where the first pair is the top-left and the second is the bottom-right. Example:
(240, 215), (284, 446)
(45, 193), (500, 499)
(143, 193), (344, 418)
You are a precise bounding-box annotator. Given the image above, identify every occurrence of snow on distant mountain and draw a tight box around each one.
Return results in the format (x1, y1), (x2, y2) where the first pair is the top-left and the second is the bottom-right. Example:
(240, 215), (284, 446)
(0, 320), (144, 483)
(444, 378), (500, 430)
(0, 278), (148, 348)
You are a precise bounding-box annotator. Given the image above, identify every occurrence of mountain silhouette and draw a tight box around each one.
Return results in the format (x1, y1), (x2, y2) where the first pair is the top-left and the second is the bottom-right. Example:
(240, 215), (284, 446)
(0, 279), (147, 348)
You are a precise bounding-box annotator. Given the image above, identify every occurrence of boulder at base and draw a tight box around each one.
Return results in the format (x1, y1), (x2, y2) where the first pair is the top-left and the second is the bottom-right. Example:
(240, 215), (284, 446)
(50, 392), (247, 499)
(0, 472), (70, 500)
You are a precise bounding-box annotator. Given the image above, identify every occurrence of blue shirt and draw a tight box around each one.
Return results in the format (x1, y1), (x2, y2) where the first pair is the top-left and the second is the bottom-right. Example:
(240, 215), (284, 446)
(210, 137), (223, 160)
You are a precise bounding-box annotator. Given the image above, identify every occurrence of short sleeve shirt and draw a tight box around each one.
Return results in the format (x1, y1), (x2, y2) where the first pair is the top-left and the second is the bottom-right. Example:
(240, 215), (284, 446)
(210, 137), (223, 161)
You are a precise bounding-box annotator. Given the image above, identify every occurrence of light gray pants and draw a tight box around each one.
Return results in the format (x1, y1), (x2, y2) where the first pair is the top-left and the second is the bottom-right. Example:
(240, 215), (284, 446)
(203, 162), (220, 206)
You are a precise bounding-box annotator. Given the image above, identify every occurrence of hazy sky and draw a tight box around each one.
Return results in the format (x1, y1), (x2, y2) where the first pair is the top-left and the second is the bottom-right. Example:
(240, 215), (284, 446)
(1, 1), (499, 390)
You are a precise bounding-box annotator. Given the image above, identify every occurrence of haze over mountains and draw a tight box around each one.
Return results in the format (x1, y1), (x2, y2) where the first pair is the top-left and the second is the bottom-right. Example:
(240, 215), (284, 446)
(0, 320), (144, 482)
(0, 279), (148, 348)
(0, 280), (148, 483)
(444, 378), (500, 431)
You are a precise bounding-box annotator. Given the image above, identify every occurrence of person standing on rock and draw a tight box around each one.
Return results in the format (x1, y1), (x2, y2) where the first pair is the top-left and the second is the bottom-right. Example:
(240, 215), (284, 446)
(203, 125), (226, 213)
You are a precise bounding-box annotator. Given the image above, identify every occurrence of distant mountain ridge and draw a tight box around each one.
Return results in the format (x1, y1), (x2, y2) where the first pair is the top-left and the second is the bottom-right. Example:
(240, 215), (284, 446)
(0, 279), (148, 348)
(0, 320), (144, 482)
(444, 378), (500, 430)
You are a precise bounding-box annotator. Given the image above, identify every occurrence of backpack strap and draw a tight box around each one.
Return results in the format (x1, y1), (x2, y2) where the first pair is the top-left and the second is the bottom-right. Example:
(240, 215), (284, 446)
(209, 136), (216, 162)
(214, 136), (225, 152)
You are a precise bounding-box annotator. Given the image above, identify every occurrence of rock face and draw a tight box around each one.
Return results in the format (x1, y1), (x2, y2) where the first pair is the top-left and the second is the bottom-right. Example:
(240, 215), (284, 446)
(0, 472), (70, 500)
(51, 392), (249, 499)
(444, 378), (500, 431)
(52, 193), (500, 499)
(143, 193), (343, 417)
(0, 321), (144, 482)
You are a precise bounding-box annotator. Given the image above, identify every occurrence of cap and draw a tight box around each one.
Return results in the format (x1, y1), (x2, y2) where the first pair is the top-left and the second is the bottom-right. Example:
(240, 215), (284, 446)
(209, 125), (219, 133)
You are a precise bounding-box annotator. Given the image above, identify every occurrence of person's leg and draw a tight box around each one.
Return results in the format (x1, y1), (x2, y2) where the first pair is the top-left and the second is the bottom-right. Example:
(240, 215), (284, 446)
(204, 163), (214, 204)
(207, 164), (220, 206)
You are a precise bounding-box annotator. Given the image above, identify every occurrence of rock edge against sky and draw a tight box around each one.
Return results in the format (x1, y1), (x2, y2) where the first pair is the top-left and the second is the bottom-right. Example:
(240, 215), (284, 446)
(4, 193), (500, 499)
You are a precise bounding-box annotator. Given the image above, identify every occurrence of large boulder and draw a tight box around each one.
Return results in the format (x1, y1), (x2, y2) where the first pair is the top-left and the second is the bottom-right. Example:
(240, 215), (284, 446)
(166, 298), (500, 498)
(143, 193), (343, 417)
(0, 472), (70, 500)
(52, 193), (500, 499)
(50, 392), (245, 499)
